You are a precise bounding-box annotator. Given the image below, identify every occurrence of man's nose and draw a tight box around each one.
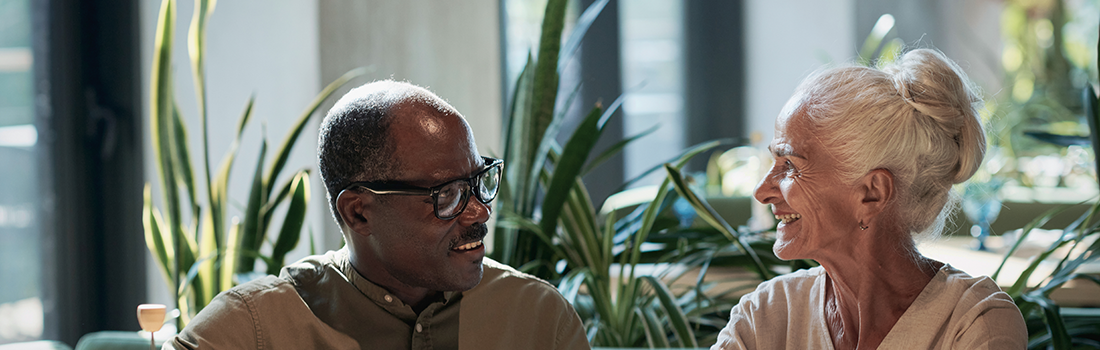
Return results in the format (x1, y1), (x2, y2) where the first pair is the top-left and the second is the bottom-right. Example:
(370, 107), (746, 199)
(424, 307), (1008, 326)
(457, 195), (491, 226)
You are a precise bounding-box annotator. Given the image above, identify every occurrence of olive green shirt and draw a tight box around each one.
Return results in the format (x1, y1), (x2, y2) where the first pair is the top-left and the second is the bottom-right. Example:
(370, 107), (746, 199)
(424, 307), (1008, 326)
(166, 249), (590, 350)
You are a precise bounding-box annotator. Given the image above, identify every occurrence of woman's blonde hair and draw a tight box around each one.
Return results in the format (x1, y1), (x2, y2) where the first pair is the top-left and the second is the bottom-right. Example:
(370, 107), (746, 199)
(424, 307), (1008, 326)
(792, 48), (985, 239)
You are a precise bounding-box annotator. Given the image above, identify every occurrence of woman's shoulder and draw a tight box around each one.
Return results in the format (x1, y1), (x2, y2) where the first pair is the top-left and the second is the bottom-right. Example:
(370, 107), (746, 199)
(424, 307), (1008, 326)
(935, 264), (1014, 304)
(740, 266), (827, 305)
(911, 262), (1024, 328)
(881, 263), (1027, 348)
(762, 266), (826, 288)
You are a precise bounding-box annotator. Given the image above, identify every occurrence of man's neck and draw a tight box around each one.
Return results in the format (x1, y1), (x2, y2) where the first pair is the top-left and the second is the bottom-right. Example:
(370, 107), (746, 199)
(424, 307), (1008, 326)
(347, 248), (439, 313)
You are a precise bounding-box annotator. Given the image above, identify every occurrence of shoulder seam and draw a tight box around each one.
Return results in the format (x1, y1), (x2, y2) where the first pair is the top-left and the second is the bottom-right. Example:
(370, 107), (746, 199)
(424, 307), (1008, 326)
(227, 288), (264, 349)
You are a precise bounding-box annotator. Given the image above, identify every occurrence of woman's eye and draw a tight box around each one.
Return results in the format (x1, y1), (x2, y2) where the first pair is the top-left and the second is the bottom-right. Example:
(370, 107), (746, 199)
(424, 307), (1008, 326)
(784, 160), (801, 177)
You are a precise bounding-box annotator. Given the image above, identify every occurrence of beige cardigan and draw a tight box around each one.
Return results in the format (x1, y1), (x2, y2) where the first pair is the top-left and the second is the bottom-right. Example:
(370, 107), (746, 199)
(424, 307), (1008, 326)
(711, 264), (1027, 349)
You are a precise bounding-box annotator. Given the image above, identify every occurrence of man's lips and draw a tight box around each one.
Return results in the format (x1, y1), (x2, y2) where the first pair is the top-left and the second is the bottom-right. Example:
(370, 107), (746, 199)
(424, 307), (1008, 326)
(450, 223), (488, 252)
(453, 240), (484, 252)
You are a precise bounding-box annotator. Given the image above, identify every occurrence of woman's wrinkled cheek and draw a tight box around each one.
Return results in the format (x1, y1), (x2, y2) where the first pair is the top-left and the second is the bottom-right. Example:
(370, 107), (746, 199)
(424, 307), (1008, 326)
(788, 174), (829, 217)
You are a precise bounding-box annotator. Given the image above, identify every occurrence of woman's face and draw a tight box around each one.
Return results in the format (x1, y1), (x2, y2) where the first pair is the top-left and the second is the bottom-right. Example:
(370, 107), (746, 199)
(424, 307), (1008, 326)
(754, 101), (861, 261)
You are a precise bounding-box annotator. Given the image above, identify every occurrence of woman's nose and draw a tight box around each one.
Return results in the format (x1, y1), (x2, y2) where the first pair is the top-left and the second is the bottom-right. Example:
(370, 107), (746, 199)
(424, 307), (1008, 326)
(754, 171), (780, 205)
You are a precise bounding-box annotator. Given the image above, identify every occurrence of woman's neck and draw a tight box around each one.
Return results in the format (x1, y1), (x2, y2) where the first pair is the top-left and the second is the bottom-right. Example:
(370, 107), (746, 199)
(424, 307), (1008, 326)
(817, 230), (940, 350)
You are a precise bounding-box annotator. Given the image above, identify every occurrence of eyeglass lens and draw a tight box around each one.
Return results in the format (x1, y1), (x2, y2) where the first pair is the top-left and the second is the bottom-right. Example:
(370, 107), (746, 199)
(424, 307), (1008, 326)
(436, 163), (501, 219)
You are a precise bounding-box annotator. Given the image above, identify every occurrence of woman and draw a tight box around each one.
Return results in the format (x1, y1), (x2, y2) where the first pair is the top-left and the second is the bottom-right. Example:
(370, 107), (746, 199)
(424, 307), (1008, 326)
(712, 49), (1026, 350)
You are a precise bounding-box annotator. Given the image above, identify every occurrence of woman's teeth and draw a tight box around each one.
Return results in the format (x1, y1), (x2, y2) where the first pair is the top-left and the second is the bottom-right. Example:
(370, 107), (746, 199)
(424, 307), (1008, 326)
(455, 241), (483, 251)
(775, 213), (802, 224)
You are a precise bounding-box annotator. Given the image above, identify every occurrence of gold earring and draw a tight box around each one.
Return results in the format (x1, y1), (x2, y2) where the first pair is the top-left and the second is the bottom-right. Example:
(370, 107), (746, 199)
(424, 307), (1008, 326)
(859, 220), (868, 230)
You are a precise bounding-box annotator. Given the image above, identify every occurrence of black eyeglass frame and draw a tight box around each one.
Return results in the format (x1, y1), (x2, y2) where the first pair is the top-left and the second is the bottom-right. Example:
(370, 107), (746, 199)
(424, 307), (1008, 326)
(341, 157), (503, 220)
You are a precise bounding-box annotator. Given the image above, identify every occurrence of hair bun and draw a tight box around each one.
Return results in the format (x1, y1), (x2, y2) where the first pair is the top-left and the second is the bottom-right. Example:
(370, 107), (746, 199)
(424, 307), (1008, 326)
(889, 49), (986, 184)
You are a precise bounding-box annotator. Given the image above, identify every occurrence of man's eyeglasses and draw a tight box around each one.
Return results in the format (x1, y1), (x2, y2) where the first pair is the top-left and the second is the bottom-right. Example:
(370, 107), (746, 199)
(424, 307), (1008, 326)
(343, 157), (503, 220)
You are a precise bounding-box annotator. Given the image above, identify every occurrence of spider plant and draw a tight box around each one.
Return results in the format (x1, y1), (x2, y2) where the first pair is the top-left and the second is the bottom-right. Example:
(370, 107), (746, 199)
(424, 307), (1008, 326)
(499, 132), (781, 347)
(492, 0), (794, 346)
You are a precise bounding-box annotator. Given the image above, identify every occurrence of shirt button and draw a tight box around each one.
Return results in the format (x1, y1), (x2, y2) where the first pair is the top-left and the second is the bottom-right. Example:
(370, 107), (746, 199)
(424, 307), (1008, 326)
(384, 295), (393, 302)
(415, 323), (423, 333)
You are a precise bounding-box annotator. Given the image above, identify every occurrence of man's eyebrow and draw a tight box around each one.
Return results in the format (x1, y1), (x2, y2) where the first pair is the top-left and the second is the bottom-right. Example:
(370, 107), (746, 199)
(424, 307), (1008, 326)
(768, 144), (806, 159)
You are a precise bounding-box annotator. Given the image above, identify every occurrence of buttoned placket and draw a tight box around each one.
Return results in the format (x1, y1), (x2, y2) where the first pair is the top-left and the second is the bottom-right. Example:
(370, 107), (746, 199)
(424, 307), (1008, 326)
(342, 253), (459, 349)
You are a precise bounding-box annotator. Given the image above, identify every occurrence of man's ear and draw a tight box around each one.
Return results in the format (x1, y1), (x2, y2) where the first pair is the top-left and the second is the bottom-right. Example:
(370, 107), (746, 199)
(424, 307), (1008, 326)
(857, 168), (894, 221)
(336, 189), (373, 237)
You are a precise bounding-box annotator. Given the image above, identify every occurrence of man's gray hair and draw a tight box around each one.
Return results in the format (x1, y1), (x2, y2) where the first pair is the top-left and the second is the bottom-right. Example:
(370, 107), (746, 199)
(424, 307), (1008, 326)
(317, 80), (431, 226)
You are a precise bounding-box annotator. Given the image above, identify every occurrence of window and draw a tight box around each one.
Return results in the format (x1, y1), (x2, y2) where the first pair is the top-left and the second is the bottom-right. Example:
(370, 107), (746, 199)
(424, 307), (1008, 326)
(0, 0), (42, 344)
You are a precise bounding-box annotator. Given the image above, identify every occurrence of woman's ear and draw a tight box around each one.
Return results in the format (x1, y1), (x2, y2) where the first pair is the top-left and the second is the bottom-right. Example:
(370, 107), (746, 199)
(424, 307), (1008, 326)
(858, 168), (895, 220)
(336, 189), (373, 237)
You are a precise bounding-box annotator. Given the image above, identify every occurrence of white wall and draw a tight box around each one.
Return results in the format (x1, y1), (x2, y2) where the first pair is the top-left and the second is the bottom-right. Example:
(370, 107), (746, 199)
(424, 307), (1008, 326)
(744, 0), (855, 146)
(316, 0), (503, 249)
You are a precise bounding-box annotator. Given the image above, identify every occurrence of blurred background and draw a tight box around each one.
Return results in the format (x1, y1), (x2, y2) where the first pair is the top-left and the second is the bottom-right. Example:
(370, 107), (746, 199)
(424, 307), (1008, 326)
(0, 0), (1096, 346)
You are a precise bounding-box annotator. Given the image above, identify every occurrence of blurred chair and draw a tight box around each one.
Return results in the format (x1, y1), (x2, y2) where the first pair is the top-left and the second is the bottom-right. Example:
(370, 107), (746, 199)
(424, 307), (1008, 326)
(74, 331), (166, 350)
(0, 341), (72, 350)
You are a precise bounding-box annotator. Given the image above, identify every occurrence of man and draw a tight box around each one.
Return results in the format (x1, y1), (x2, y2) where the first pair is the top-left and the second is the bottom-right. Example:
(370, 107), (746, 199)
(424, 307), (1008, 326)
(167, 80), (590, 349)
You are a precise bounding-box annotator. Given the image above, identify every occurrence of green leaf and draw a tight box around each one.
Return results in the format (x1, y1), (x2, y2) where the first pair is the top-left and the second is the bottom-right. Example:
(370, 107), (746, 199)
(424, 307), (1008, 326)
(261, 167), (306, 228)
(174, 220), (202, 317)
(525, 82), (583, 198)
(666, 164), (772, 280)
(198, 205), (218, 302)
(877, 37), (904, 64)
(143, 184), (172, 285)
(638, 307), (669, 348)
(628, 180), (673, 271)
(150, 0), (184, 307)
(540, 105), (603, 250)
(237, 137), (268, 273)
(540, 97), (625, 248)
(221, 217), (241, 289)
(190, 0), (215, 222)
(501, 53), (533, 168)
(993, 205), (1064, 280)
(494, 54), (536, 266)
(497, 210), (568, 262)
(211, 97), (255, 241)
(503, 53), (536, 212)
(582, 123), (659, 176)
(858, 14), (895, 66)
(526, 0), (568, 167)
(172, 101), (199, 218)
(1021, 294), (1070, 349)
(614, 138), (737, 194)
(1007, 237), (1072, 297)
(268, 171), (310, 274)
(557, 0), (609, 72)
(556, 268), (588, 305)
(560, 179), (602, 269)
(308, 225), (317, 256)
(264, 67), (369, 195)
(178, 252), (216, 308)
(640, 275), (698, 348)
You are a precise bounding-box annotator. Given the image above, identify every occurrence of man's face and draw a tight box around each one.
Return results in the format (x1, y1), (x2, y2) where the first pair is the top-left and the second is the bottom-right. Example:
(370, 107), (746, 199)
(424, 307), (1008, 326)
(361, 102), (490, 292)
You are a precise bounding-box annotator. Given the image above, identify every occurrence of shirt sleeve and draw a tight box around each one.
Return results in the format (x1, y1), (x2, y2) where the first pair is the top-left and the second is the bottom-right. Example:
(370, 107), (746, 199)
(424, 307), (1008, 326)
(554, 300), (591, 350)
(951, 294), (1028, 350)
(710, 293), (758, 350)
(162, 289), (260, 350)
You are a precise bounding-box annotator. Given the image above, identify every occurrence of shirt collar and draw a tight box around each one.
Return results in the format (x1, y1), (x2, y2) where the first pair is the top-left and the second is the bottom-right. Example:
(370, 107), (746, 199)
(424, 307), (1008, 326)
(337, 248), (460, 307)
